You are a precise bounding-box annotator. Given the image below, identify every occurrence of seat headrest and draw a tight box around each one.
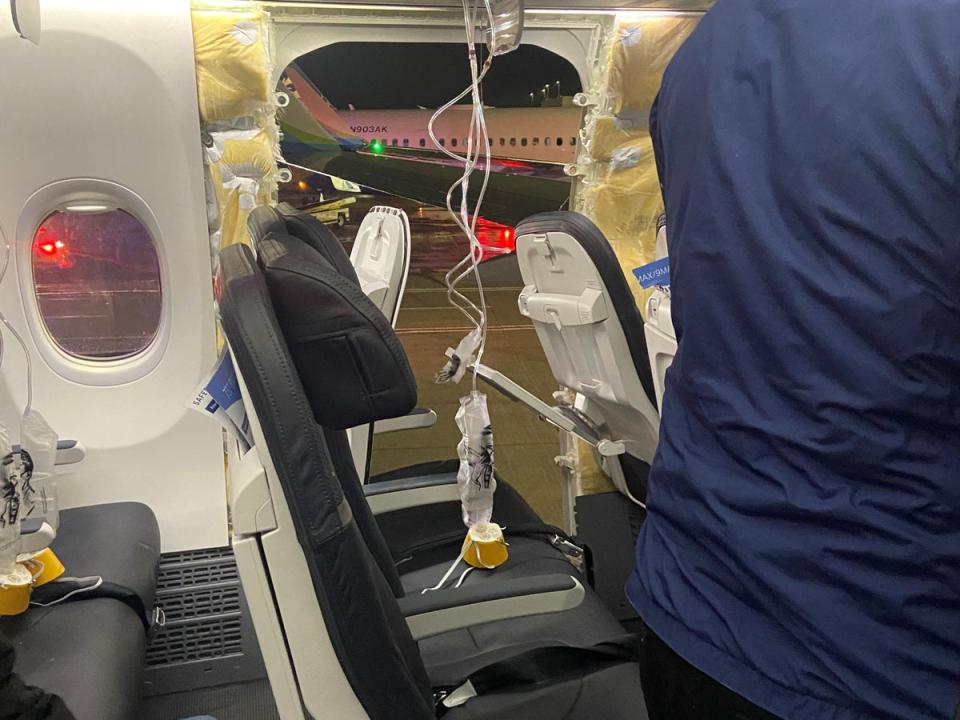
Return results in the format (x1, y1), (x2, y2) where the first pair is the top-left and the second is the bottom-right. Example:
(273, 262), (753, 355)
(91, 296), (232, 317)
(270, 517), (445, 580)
(255, 232), (417, 430)
(276, 202), (360, 286)
(247, 205), (287, 246)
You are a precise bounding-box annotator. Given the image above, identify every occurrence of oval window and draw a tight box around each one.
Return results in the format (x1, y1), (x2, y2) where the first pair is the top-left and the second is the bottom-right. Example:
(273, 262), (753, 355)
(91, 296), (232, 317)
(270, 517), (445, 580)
(32, 208), (162, 360)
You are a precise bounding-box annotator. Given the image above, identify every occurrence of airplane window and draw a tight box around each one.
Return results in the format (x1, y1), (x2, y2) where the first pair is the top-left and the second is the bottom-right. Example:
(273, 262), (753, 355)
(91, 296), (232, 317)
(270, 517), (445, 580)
(439, 138), (445, 146)
(521, 138), (528, 147)
(32, 209), (161, 360)
(419, 138), (426, 147)
(403, 139), (410, 147)
(557, 137), (564, 146)
(499, 138), (505, 146)
(545, 137), (552, 146)
(571, 137), (577, 146)
(451, 138), (458, 148)
(532, 137), (540, 146)
(509, 138), (517, 146)
(391, 139), (398, 146)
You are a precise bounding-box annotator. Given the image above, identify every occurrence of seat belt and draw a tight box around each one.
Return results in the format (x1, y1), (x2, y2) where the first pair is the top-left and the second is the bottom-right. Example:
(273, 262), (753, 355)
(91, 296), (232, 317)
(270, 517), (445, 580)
(30, 579), (154, 633)
(433, 636), (640, 715)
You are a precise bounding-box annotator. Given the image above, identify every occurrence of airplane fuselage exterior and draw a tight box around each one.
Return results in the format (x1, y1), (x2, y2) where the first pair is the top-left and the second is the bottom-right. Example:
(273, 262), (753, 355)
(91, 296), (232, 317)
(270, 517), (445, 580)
(338, 105), (582, 164)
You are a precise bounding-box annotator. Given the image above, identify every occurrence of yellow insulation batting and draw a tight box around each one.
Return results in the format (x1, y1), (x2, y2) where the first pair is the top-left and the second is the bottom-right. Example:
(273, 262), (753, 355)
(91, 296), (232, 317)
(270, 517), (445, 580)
(578, 439), (617, 494)
(586, 114), (647, 163)
(607, 16), (699, 118)
(211, 163), (274, 254)
(572, 14), (700, 499)
(214, 128), (277, 180)
(584, 134), (662, 307)
(192, 6), (271, 123)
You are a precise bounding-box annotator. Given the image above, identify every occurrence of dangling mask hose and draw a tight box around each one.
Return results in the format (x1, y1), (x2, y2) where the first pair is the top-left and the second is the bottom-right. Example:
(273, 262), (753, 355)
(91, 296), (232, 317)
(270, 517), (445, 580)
(0, 423), (32, 615)
(423, 0), (523, 594)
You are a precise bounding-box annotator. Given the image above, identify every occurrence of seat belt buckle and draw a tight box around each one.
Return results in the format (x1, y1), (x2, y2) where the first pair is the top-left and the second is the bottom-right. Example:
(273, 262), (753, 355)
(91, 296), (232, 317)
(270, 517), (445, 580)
(436, 680), (477, 711)
(148, 605), (166, 642)
(551, 534), (584, 559)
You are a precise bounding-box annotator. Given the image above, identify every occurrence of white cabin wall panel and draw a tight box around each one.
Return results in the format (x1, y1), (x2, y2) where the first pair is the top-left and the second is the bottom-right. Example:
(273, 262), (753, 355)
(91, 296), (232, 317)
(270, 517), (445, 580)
(0, 0), (227, 551)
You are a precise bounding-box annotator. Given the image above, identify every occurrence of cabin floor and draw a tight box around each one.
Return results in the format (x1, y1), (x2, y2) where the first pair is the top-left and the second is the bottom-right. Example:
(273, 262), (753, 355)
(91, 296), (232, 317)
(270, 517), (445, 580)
(142, 680), (278, 720)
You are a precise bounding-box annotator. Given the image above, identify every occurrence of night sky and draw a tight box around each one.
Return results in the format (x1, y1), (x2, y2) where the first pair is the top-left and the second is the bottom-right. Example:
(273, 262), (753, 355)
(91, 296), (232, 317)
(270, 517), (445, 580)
(294, 42), (582, 110)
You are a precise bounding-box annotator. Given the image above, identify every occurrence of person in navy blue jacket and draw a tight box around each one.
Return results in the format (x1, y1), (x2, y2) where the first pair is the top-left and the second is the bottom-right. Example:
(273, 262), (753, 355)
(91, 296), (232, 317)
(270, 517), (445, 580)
(628, 2), (960, 719)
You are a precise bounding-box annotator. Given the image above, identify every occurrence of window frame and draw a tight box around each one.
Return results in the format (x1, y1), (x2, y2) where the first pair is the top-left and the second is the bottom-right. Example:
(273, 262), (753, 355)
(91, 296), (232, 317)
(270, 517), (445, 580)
(17, 178), (169, 386)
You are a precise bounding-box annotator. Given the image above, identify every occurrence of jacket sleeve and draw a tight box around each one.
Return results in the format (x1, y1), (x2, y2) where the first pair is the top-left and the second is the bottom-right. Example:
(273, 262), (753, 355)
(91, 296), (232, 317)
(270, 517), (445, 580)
(649, 90), (667, 196)
(0, 634), (76, 720)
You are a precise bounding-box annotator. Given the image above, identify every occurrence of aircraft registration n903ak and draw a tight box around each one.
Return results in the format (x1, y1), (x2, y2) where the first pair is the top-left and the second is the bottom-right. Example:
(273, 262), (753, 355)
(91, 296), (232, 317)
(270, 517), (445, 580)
(0, 1), (705, 719)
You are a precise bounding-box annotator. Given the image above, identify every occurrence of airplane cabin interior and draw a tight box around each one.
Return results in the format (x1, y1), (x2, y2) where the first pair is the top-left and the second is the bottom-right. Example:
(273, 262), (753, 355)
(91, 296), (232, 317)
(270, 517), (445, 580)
(2, 1), (931, 720)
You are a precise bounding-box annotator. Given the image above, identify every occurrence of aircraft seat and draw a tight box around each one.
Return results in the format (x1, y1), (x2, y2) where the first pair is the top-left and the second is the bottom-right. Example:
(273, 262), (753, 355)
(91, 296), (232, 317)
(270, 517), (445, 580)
(644, 287), (676, 411)
(247, 206), (546, 547)
(217, 240), (648, 719)
(511, 211), (663, 500)
(1, 502), (161, 720)
(346, 204), (410, 327)
(248, 218), (570, 578)
(643, 216), (676, 411)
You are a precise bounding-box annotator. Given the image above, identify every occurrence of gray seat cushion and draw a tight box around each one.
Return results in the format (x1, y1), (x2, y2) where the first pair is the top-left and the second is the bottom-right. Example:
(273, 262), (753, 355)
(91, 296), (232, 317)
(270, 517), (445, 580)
(444, 661), (646, 719)
(418, 558), (647, 720)
(1, 598), (146, 720)
(50, 502), (161, 617)
(400, 536), (580, 596)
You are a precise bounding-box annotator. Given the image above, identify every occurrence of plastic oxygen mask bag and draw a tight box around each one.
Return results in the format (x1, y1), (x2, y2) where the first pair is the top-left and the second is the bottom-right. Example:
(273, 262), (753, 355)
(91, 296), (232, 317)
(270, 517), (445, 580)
(20, 410), (59, 533)
(456, 391), (496, 528)
(0, 423), (23, 574)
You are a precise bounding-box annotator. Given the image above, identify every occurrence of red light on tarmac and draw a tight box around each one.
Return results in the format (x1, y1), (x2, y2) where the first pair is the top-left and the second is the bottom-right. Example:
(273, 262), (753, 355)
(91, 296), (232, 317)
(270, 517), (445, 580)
(35, 238), (65, 257)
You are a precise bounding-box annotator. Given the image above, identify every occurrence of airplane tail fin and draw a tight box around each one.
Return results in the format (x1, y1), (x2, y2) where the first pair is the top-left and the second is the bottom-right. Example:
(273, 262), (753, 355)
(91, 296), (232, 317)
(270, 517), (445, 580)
(283, 64), (363, 149)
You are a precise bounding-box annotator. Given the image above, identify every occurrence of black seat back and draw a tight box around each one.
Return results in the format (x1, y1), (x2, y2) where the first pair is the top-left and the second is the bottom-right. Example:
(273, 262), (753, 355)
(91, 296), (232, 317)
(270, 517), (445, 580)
(217, 243), (434, 720)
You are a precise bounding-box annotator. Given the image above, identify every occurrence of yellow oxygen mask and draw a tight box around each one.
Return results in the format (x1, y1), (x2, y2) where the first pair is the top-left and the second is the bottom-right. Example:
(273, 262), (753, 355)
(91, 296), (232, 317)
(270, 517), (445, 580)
(462, 521), (509, 570)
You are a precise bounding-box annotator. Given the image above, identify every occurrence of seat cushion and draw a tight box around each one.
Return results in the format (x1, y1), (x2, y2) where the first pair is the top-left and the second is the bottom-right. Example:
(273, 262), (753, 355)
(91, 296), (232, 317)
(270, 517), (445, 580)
(421, 577), (647, 719)
(444, 661), (647, 720)
(50, 502), (161, 619)
(1, 598), (146, 720)
(400, 536), (581, 598)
